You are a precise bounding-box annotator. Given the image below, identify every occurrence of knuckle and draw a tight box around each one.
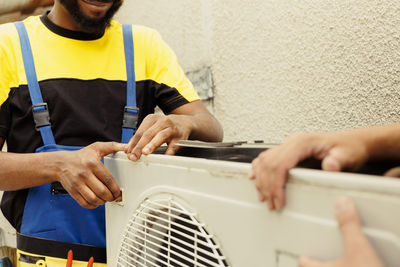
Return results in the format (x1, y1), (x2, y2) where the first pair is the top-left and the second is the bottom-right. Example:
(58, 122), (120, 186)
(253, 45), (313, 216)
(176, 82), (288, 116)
(273, 182), (283, 193)
(261, 185), (271, 197)
(98, 190), (112, 202)
(90, 142), (100, 151)
(255, 182), (262, 191)
(163, 117), (172, 125)
(251, 157), (260, 168)
(71, 180), (81, 190)
(133, 146), (143, 155)
(147, 113), (157, 119)
(145, 143), (156, 151)
(89, 197), (103, 207)
(268, 161), (280, 172)
(259, 150), (269, 159)
(86, 160), (98, 169)
(77, 170), (89, 179)
(134, 131), (143, 139)
(109, 141), (117, 149)
(146, 113), (160, 122)
(256, 152), (271, 165)
(143, 131), (154, 140)
(86, 195), (97, 204)
(102, 176), (114, 186)
(81, 201), (92, 209)
(271, 190), (279, 199)
(93, 141), (101, 146)
(97, 187), (108, 197)
(159, 129), (171, 140)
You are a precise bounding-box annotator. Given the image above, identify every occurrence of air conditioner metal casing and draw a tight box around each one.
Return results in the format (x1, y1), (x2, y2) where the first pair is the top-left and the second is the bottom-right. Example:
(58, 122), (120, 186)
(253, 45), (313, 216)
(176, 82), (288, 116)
(105, 152), (400, 267)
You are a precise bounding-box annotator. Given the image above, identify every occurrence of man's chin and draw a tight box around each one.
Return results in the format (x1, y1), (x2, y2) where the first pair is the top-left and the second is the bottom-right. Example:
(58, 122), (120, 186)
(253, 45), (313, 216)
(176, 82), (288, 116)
(78, 0), (113, 20)
(59, 0), (122, 33)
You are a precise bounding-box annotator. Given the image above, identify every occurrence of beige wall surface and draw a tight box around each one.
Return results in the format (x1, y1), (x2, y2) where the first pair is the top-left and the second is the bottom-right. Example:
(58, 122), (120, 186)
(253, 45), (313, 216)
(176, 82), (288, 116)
(117, 0), (400, 143)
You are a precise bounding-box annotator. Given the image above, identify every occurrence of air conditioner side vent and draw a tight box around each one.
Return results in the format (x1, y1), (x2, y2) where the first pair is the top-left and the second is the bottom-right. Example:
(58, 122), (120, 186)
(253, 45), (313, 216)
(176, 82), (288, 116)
(117, 195), (229, 267)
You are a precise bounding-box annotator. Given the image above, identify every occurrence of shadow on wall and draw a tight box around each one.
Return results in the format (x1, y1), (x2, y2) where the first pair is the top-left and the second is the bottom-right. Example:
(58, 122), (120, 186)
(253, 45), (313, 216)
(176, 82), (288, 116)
(0, 0), (54, 24)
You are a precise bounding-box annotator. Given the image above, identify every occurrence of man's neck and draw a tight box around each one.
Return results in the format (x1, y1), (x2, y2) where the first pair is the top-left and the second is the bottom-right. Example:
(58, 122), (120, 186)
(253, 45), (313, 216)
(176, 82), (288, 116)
(48, 2), (86, 32)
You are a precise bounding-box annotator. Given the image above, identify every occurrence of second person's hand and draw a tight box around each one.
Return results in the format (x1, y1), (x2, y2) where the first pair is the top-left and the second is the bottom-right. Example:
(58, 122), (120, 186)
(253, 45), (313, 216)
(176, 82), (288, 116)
(249, 131), (370, 210)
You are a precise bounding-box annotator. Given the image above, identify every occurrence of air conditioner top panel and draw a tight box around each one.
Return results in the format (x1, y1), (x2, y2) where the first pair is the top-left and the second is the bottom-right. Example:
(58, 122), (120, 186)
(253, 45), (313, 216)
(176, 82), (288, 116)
(154, 140), (398, 176)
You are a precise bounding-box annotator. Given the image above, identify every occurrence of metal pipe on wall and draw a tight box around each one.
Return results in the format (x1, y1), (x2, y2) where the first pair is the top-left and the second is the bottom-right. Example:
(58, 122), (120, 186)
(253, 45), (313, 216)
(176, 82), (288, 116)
(0, 0), (53, 16)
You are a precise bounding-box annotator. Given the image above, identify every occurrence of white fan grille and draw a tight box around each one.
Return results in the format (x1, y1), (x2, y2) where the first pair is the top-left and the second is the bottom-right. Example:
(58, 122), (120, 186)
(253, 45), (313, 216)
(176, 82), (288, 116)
(117, 195), (229, 267)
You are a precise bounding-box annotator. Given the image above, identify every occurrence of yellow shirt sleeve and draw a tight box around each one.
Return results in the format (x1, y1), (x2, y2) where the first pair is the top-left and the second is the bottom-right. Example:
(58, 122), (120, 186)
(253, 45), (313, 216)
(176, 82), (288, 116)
(0, 23), (20, 106)
(144, 29), (200, 103)
(0, 44), (12, 105)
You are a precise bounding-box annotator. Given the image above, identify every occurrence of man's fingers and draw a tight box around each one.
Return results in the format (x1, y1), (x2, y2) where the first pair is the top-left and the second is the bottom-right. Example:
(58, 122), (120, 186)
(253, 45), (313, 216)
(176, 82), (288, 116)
(255, 164), (275, 210)
(92, 142), (127, 158)
(384, 166), (400, 178)
(298, 256), (333, 267)
(272, 167), (288, 210)
(126, 125), (147, 155)
(129, 121), (167, 160)
(142, 128), (173, 155)
(166, 139), (181, 155)
(321, 154), (342, 172)
(321, 144), (367, 172)
(92, 164), (121, 201)
(334, 197), (384, 267)
(70, 190), (98, 210)
(334, 197), (364, 252)
(248, 168), (256, 180)
(125, 114), (162, 156)
(79, 184), (106, 208)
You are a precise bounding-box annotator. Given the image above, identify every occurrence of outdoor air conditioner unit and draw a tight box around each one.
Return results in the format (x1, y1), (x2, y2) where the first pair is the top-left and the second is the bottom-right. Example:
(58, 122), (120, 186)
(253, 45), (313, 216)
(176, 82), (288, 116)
(105, 142), (400, 267)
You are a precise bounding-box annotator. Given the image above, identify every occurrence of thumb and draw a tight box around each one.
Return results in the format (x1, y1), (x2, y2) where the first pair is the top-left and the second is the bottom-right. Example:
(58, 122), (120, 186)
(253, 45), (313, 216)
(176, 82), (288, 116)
(298, 256), (332, 267)
(334, 197), (363, 252)
(166, 140), (180, 155)
(321, 147), (352, 172)
(92, 142), (127, 158)
(384, 166), (400, 178)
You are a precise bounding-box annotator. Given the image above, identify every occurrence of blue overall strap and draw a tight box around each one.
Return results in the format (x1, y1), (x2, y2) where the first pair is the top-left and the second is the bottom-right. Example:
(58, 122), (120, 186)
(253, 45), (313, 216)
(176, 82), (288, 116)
(14, 22), (56, 146)
(121, 24), (138, 144)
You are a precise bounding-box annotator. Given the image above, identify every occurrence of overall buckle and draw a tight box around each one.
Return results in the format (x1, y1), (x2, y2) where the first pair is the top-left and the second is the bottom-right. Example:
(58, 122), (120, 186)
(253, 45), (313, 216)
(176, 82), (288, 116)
(32, 103), (51, 131)
(123, 106), (139, 129)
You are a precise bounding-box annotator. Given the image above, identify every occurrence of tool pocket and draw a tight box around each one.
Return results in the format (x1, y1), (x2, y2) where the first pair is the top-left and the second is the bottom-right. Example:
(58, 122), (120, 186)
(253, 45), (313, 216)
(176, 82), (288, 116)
(20, 145), (106, 247)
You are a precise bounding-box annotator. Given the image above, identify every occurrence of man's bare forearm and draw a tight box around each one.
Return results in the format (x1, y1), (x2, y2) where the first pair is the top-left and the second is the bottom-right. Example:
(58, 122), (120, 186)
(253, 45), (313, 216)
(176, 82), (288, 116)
(0, 142), (126, 208)
(0, 151), (60, 190)
(169, 100), (223, 142)
(357, 124), (400, 161)
(186, 111), (223, 142)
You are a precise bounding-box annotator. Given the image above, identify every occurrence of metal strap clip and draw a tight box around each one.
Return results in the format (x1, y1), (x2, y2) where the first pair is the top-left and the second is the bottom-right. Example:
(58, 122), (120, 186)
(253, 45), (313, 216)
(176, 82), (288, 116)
(32, 103), (51, 131)
(123, 106), (139, 129)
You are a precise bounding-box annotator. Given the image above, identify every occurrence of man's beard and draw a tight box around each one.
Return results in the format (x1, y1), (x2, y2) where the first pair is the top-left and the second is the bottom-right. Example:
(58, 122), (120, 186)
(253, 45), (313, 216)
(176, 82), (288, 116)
(59, 0), (122, 34)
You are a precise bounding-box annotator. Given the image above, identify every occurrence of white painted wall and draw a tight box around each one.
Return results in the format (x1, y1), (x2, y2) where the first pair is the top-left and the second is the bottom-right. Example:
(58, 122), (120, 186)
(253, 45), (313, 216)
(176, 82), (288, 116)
(116, 0), (400, 143)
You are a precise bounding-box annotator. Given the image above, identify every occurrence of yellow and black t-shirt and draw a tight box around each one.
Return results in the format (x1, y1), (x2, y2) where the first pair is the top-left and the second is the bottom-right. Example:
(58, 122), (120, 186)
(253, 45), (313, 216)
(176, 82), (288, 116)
(0, 13), (199, 230)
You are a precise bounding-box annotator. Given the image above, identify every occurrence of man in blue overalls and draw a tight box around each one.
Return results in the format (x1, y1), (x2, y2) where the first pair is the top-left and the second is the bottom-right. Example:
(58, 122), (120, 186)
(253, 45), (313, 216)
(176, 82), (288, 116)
(0, 0), (223, 265)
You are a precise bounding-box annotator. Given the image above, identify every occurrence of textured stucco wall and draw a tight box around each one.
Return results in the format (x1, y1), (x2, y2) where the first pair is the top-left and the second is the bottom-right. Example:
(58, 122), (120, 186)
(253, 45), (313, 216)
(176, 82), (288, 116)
(117, 0), (400, 143)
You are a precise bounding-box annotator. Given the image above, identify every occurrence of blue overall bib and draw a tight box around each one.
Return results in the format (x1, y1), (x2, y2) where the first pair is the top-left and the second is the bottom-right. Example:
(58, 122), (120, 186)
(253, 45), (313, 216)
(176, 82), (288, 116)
(14, 21), (138, 252)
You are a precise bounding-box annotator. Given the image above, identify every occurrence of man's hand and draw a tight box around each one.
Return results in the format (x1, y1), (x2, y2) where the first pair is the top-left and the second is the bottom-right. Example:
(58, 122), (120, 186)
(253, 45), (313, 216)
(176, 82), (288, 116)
(55, 142), (126, 209)
(125, 113), (193, 161)
(298, 197), (384, 267)
(249, 131), (369, 210)
(125, 101), (223, 161)
(384, 166), (400, 178)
